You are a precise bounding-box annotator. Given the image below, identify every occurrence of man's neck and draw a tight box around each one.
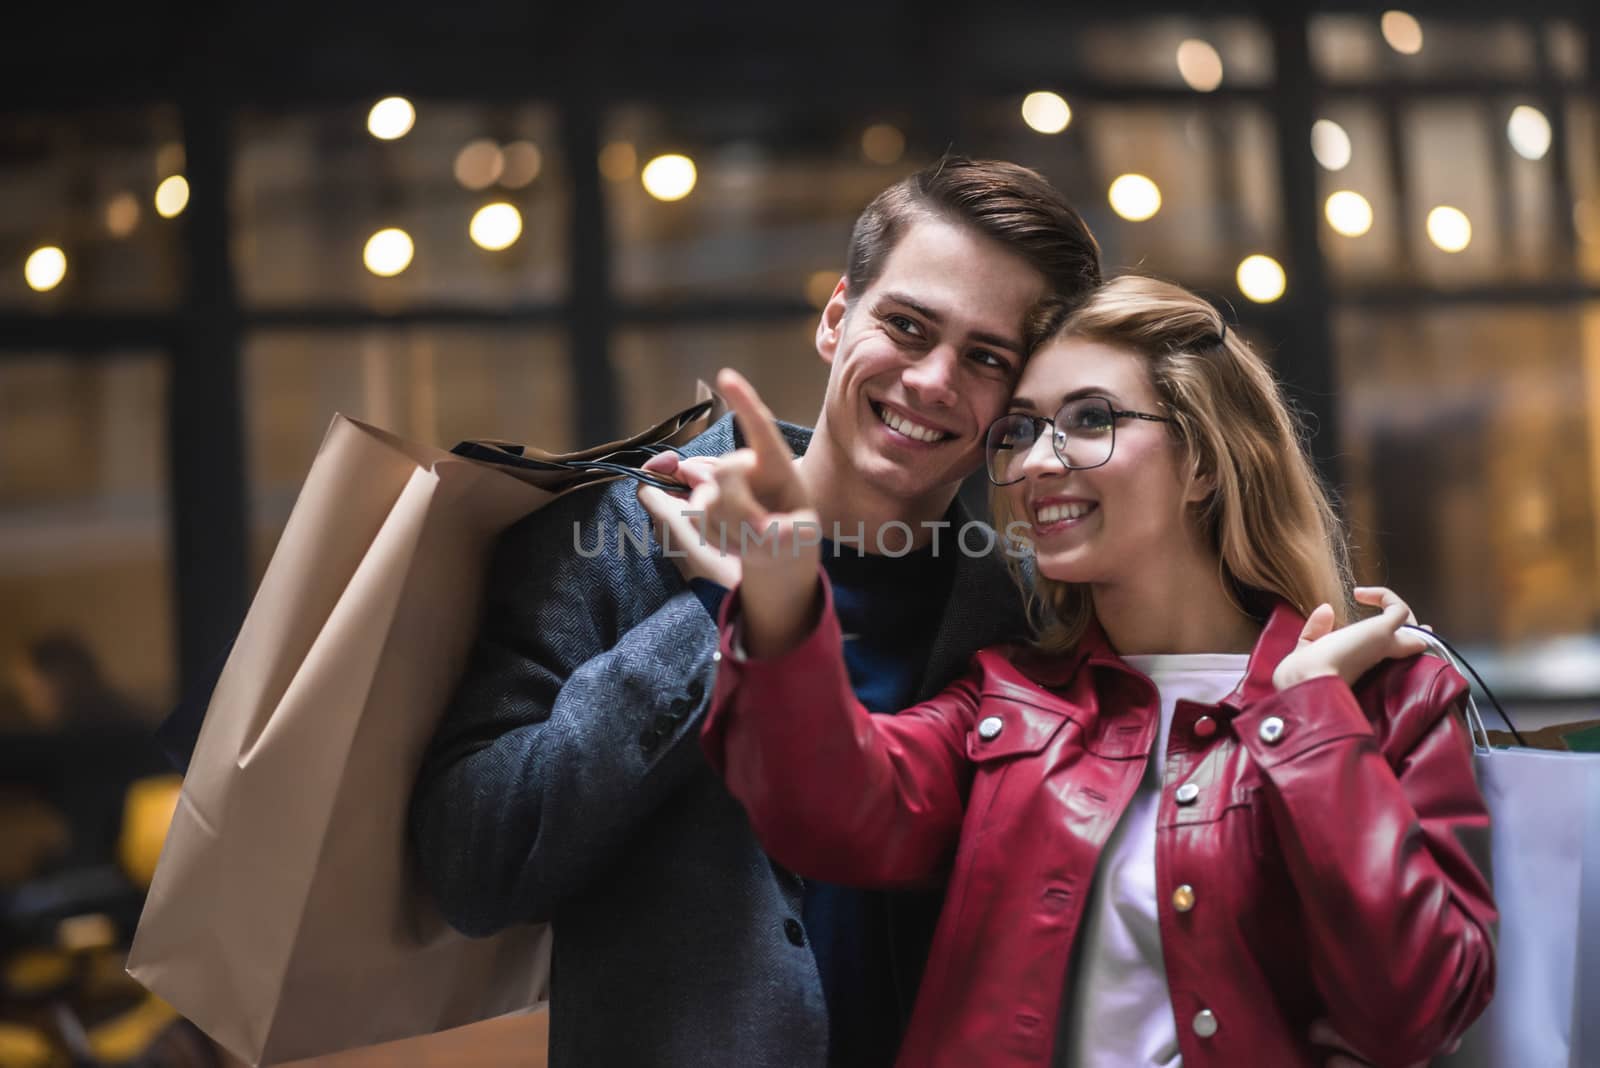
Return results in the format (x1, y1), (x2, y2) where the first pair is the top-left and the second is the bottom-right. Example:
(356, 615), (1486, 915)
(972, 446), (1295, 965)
(792, 438), (961, 555)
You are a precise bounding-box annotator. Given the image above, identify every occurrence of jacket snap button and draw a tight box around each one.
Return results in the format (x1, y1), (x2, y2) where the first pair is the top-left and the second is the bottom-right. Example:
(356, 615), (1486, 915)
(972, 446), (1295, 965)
(1172, 885), (1196, 912)
(1259, 716), (1286, 745)
(783, 918), (806, 947)
(711, 650), (723, 663)
(1193, 1009), (1219, 1038)
(1193, 715), (1217, 739)
(977, 716), (1004, 741)
(1175, 783), (1200, 805)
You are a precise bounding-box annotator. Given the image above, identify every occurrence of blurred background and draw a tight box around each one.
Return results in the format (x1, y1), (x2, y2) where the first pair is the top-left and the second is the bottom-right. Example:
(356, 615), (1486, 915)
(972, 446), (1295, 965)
(0, 1), (1597, 1064)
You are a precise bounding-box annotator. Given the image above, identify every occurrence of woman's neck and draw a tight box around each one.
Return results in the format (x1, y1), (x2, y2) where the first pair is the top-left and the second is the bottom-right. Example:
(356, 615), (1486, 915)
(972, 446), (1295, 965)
(1090, 544), (1261, 657)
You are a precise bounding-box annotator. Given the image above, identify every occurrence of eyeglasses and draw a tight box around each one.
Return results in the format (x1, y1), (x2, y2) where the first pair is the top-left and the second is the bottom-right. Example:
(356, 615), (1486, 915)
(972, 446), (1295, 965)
(984, 396), (1174, 485)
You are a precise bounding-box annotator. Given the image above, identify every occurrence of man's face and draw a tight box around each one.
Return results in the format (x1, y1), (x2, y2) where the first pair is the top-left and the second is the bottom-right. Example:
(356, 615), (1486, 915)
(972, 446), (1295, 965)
(815, 217), (1048, 506)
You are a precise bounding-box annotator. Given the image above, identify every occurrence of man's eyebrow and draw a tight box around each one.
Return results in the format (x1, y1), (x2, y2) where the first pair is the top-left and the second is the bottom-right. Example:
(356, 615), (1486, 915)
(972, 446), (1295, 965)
(876, 291), (1025, 353)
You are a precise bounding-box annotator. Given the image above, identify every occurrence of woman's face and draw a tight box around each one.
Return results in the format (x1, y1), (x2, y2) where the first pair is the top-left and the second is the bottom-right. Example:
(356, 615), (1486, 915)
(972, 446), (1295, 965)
(1000, 337), (1207, 586)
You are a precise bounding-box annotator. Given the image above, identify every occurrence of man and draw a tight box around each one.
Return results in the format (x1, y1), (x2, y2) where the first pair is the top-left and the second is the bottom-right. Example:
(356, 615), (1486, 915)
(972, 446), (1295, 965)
(408, 157), (1101, 1066)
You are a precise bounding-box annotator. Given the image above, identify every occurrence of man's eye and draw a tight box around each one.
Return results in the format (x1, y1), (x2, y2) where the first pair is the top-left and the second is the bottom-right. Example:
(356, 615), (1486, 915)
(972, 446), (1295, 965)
(885, 314), (921, 336)
(969, 350), (1009, 371)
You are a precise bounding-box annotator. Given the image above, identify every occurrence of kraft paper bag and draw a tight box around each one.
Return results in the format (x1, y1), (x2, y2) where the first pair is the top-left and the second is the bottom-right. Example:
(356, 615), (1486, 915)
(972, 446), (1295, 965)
(129, 395), (718, 1066)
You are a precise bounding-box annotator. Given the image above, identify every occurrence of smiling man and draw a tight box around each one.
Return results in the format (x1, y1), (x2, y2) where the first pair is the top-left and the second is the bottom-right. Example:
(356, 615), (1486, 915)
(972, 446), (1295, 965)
(408, 157), (1101, 1067)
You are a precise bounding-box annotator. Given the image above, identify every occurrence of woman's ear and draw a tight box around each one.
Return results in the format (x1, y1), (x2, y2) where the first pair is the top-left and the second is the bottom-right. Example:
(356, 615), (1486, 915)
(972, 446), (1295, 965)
(815, 279), (848, 365)
(1184, 449), (1218, 506)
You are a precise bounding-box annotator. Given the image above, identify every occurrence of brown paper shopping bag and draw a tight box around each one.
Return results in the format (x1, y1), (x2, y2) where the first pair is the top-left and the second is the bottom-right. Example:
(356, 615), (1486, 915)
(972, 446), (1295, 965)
(128, 396), (717, 1066)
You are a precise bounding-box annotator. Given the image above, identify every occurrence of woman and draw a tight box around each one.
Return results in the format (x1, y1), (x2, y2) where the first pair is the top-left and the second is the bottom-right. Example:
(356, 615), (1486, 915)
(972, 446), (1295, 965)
(647, 276), (1495, 1066)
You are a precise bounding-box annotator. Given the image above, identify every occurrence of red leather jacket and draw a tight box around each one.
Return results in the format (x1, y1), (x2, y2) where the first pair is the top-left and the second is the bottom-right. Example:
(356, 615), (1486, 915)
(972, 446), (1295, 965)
(702, 578), (1497, 1067)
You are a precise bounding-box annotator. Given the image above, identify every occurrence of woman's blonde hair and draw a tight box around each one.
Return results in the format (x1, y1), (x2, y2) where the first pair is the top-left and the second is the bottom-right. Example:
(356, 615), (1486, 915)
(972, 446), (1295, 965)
(993, 274), (1354, 652)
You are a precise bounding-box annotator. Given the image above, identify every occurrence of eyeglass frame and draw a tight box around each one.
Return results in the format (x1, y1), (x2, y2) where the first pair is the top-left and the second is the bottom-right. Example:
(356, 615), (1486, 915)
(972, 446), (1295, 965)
(983, 396), (1176, 485)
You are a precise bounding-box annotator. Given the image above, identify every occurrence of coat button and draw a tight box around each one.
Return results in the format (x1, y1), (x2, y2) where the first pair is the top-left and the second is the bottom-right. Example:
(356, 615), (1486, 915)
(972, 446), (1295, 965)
(1259, 716), (1286, 745)
(783, 918), (806, 947)
(977, 716), (1004, 741)
(1193, 716), (1217, 739)
(1171, 885), (1196, 913)
(638, 728), (661, 754)
(1174, 782), (1200, 805)
(1192, 1009), (1219, 1038)
(687, 679), (705, 703)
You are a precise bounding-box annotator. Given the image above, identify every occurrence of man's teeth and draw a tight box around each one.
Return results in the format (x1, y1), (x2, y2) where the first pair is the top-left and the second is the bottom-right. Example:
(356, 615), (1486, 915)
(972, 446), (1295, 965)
(877, 406), (945, 443)
(1035, 502), (1094, 523)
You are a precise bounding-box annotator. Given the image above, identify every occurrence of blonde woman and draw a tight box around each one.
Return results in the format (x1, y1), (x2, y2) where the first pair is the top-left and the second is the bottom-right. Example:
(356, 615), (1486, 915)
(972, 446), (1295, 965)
(645, 276), (1496, 1066)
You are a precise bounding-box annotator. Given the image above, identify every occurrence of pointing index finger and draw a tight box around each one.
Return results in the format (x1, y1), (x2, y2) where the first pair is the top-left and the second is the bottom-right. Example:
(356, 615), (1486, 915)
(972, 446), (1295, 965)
(717, 368), (794, 466)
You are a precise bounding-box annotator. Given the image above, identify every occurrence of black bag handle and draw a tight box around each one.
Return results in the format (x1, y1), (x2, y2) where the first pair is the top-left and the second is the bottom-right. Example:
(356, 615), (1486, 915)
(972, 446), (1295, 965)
(1401, 624), (1526, 748)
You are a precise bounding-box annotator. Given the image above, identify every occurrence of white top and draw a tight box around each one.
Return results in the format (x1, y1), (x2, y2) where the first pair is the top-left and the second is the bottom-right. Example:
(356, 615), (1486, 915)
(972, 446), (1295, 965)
(1057, 653), (1249, 1068)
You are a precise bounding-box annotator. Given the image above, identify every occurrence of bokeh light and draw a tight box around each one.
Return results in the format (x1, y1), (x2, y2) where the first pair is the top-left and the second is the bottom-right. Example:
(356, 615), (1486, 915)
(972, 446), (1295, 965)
(1507, 105), (1552, 161)
(1021, 92), (1072, 134)
(1237, 255), (1286, 303)
(1108, 174), (1162, 221)
(454, 140), (504, 191)
(1325, 191), (1374, 237)
(363, 228), (415, 276)
(861, 124), (906, 165)
(154, 175), (190, 218)
(1176, 39), (1224, 92)
(367, 97), (416, 140)
(501, 141), (543, 188)
(469, 203), (523, 251)
(1426, 206), (1472, 252)
(641, 154), (697, 201)
(1311, 120), (1352, 171)
(105, 192), (140, 237)
(24, 247), (67, 292)
(1381, 11), (1423, 55)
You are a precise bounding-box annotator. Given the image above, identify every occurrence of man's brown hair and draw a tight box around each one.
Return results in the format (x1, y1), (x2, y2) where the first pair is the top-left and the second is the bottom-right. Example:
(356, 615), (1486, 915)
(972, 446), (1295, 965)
(846, 156), (1102, 304)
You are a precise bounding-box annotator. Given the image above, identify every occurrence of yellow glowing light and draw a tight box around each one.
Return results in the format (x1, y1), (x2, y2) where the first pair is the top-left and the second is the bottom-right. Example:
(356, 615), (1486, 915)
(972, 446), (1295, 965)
(1325, 191), (1374, 237)
(363, 228), (414, 276)
(861, 124), (906, 165)
(154, 175), (190, 218)
(1381, 11), (1423, 55)
(1507, 105), (1552, 161)
(105, 192), (140, 237)
(1176, 39), (1224, 92)
(1021, 91), (1072, 135)
(1426, 206), (1472, 252)
(501, 141), (543, 188)
(600, 142), (637, 182)
(1108, 174), (1162, 222)
(24, 247), (67, 292)
(454, 140), (504, 190)
(641, 154), (697, 201)
(469, 203), (523, 251)
(1311, 119), (1352, 171)
(367, 97), (416, 140)
(1237, 255), (1286, 303)
(806, 270), (842, 310)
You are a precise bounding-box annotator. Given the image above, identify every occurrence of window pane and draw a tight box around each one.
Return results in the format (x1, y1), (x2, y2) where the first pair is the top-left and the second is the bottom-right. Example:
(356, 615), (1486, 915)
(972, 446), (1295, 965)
(1336, 305), (1600, 647)
(613, 321), (823, 432)
(967, 99), (1283, 297)
(235, 103), (567, 307)
(968, 16), (1272, 87)
(0, 353), (175, 720)
(1312, 16), (1540, 82)
(1572, 98), (1600, 282)
(0, 110), (184, 311)
(606, 105), (938, 302)
(244, 328), (571, 579)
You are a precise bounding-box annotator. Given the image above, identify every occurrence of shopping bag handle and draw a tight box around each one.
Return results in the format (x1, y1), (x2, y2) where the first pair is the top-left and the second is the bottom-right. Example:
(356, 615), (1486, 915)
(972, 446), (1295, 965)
(1401, 624), (1525, 749)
